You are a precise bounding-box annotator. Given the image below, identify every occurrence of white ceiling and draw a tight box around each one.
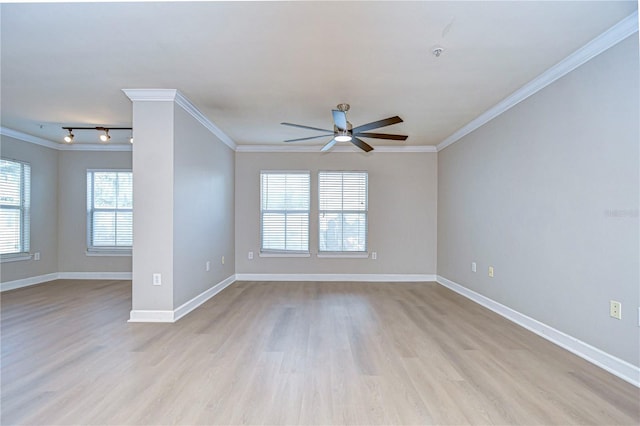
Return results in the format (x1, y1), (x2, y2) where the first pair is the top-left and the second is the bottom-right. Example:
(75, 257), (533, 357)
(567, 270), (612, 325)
(1, 1), (637, 147)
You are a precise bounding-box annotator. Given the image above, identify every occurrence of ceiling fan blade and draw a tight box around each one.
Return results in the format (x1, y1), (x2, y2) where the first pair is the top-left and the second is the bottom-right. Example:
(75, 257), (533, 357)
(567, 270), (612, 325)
(321, 139), (338, 152)
(354, 132), (408, 141)
(351, 137), (374, 153)
(285, 134), (334, 142)
(352, 116), (403, 133)
(332, 110), (348, 131)
(281, 122), (333, 133)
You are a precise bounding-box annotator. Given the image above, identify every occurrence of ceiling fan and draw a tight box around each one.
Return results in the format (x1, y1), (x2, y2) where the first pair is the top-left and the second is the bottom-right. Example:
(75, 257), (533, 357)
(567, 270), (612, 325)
(281, 103), (407, 152)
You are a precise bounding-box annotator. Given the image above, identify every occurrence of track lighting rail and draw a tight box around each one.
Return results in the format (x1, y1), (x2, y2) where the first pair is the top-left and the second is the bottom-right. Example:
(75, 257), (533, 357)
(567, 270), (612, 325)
(61, 126), (133, 143)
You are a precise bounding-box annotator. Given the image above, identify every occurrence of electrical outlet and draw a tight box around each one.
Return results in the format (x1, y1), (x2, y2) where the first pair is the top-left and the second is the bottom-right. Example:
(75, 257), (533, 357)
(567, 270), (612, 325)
(471, 262), (477, 272)
(248, 251), (254, 260)
(488, 266), (494, 278)
(34, 252), (41, 261)
(371, 251), (377, 260)
(610, 300), (621, 319)
(221, 256), (225, 265)
(206, 261), (210, 271)
(153, 273), (162, 286)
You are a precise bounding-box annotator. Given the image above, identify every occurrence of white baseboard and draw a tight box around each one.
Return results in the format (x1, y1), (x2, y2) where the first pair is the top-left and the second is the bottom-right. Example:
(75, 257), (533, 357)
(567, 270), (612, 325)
(58, 272), (132, 280)
(1, 271), (132, 292)
(128, 309), (175, 323)
(129, 274), (236, 323)
(436, 275), (640, 388)
(173, 274), (236, 321)
(0, 273), (60, 292)
(235, 273), (436, 282)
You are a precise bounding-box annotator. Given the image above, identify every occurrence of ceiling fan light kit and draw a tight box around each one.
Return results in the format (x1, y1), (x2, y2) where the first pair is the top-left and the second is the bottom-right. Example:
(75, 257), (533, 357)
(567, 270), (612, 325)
(281, 103), (407, 152)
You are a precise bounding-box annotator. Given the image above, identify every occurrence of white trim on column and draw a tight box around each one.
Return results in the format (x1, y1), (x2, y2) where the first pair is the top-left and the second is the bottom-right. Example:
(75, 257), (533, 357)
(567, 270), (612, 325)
(122, 88), (237, 151)
(436, 10), (639, 152)
(121, 88), (179, 102)
(128, 310), (175, 323)
(436, 275), (640, 388)
(235, 273), (436, 282)
(173, 274), (236, 321)
(129, 274), (236, 323)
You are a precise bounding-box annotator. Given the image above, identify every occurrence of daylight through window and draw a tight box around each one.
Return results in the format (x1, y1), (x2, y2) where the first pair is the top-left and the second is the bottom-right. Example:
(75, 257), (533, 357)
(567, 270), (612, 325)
(260, 172), (310, 253)
(87, 170), (133, 250)
(319, 171), (368, 252)
(0, 159), (30, 255)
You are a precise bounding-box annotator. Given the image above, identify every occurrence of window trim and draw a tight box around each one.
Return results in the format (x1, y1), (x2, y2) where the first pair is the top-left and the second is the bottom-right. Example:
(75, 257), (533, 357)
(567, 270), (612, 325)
(86, 168), (133, 253)
(318, 170), (368, 254)
(260, 170), (311, 254)
(0, 157), (31, 259)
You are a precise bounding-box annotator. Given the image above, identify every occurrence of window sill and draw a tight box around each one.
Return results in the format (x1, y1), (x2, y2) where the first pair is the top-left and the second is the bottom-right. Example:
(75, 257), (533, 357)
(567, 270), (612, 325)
(1, 253), (33, 263)
(86, 250), (132, 257)
(317, 252), (369, 259)
(259, 252), (311, 258)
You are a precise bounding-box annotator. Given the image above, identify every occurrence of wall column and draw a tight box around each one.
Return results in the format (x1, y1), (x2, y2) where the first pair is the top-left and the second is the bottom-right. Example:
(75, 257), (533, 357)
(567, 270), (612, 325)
(123, 89), (178, 322)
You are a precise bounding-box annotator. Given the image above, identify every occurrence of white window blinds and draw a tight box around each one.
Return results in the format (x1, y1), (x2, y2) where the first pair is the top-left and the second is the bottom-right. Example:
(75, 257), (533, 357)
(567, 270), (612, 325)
(261, 172), (310, 253)
(87, 170), (133, 250)
(319, 171), (368, 252)
(0, 159), (30, 255)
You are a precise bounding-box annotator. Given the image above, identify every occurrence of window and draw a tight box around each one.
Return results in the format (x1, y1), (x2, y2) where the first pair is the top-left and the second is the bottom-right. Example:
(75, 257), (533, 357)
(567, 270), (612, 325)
(87, 170), (133, 251)
(319, 171), (368, 253)
(260, 171), (310, 253)
(0, 159), (30, 256)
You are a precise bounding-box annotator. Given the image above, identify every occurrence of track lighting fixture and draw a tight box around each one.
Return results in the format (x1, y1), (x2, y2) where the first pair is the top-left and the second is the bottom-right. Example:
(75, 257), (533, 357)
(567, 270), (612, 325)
(61, 126), (132, 144)
(64, 129), (74, 143)
(99, 129), (110, 142)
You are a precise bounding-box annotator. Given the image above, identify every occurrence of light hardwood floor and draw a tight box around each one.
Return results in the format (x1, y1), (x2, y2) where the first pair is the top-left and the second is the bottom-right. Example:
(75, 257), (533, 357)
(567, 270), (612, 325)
(1, 279), (638, 425)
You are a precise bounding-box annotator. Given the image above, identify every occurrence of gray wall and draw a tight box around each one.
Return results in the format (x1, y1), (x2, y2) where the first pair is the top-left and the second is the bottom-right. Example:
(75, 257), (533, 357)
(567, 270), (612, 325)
(173, 105), (235, 307)
(0, 136), (133, 284)
(130, 97), (235, 313)
(0, 135), (59, 282)
(57, 150), (132, 273)
(236, 151), (437, 275)
(131, 100), (175, 311)
(437, 36), (639, 366)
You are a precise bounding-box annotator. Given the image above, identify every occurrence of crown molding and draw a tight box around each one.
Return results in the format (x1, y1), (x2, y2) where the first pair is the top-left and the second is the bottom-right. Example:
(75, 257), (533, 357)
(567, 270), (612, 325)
(173, 91), (236, 150)
(1, 127), (132, 151)
(1, 127), (60, 150)
(122, 88), (237, 151)
(436, 10), (639, 152)
(121, 88), (178, 102)
(236, 144), (437, 153)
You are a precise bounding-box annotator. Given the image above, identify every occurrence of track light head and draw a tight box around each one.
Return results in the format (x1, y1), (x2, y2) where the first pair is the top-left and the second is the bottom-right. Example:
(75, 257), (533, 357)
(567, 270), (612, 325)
(61, 126), (131, 144)
(63, 129), (74, 143)
(99, 129), (110, 142)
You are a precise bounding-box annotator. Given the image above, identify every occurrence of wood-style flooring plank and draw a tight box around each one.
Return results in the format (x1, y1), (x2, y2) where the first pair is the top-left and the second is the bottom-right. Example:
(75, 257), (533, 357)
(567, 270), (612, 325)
(1, 279), (639, 425)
